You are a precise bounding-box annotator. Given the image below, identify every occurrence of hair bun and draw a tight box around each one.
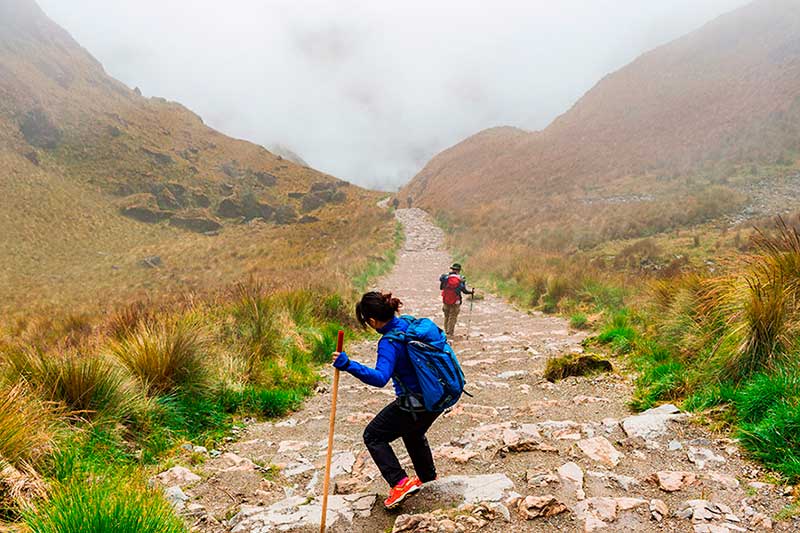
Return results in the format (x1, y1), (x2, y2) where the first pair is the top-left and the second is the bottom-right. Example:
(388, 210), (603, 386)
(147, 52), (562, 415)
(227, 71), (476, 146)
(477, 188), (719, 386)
(381, 292), (402, 312)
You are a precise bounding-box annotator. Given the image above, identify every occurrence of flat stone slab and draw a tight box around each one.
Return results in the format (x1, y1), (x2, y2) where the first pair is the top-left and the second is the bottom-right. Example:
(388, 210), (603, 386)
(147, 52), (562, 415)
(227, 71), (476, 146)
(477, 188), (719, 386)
(621, 404), (685, 441)
(231, 493), (375, 532)
(425, 474), (514, 504)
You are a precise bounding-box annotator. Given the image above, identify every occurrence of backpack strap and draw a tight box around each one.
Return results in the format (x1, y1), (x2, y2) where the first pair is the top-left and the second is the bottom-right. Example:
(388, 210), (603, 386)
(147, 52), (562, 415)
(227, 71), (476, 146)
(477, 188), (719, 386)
(381, 329), (424, 414)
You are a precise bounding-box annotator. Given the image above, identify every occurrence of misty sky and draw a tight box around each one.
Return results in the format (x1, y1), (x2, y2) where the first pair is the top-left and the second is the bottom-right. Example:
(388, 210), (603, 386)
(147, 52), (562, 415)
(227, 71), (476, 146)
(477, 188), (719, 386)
(40, 0), (750, 190)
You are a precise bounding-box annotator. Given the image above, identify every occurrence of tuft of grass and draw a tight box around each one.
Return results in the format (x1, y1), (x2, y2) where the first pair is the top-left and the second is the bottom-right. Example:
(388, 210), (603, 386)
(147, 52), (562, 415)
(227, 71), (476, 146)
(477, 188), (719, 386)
(596, 310), (637, 354)
(738, 401), (800, 481)
(569, 312), (588, 330)
(0, 383), (53, 517)
(722, 275), (792, 382)
(682, 381), (738, 415)
(543, 353), (612, 382)
(629, 341), (688, 411)
(734, 366), (800, 423)
(0, 383), (53, 471)
(6, 348), (140, 421)
(218, 385), (308, 418)
(24, 477), (187, 533)
(109, 319), (208, 395)
(106, 302), (157, 340)
(229, 281), (281, 383)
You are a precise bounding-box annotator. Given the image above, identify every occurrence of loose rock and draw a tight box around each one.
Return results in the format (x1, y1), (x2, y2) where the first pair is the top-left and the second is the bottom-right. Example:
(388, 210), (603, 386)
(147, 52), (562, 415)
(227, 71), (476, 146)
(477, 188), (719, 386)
(517, 495), (568, 519)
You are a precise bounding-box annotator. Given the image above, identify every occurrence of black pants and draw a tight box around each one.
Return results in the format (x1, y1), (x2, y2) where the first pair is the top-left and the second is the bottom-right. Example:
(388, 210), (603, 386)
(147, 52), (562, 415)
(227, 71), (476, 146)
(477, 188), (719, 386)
(363, 399), (441, 487)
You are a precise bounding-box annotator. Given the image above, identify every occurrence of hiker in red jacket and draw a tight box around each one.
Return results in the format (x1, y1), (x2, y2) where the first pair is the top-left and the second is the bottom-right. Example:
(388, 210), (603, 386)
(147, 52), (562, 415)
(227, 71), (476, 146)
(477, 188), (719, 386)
(439, 263), (474, 337)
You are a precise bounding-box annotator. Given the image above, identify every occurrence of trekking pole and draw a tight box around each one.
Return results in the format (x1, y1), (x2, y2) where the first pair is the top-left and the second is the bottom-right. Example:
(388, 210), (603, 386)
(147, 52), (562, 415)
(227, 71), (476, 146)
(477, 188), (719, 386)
(466, 292), (475, 338)
(320, 330), (344, 533)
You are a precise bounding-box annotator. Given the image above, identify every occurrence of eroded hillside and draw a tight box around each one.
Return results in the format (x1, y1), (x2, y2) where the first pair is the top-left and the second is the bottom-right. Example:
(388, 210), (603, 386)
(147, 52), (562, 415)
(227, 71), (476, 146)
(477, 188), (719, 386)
(0, 0), (393, 315)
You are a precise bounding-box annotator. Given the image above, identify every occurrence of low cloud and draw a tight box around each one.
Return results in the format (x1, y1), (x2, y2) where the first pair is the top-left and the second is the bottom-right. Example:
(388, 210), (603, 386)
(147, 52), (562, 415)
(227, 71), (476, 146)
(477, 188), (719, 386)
(39, 0), (750, 189)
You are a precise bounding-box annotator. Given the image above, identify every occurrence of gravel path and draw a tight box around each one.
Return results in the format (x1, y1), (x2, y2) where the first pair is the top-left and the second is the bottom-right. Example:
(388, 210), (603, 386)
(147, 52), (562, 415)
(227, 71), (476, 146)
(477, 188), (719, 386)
(177, 208), (795, 533)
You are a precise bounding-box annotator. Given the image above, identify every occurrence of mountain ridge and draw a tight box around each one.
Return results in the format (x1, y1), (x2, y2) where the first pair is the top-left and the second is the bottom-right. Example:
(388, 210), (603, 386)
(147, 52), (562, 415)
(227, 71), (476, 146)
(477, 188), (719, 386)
(404, 0), (800, 247)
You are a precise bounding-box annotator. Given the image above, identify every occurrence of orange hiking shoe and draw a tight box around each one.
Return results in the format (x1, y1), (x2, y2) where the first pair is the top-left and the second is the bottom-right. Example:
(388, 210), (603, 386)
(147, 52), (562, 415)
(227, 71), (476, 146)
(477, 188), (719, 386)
(384, 476), (422, 509)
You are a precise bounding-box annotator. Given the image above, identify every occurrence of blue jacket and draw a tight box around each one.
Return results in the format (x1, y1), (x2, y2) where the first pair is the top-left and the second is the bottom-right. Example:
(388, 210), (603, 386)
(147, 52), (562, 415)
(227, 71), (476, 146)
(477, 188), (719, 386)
(333, 316), (421, 396)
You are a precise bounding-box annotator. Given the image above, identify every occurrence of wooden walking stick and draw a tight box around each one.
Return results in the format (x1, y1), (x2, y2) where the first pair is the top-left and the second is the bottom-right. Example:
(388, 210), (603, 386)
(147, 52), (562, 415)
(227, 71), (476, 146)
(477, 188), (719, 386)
(320, 330), (344, 533)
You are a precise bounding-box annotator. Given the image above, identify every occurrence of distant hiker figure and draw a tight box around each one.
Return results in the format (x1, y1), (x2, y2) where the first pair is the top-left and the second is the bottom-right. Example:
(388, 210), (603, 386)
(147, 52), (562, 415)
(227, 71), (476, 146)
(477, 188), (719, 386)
(440, 263), (474, 337)
(406, 195), (413, 208)
(391, 197), (400, 210)
(332, 292), (464, 510)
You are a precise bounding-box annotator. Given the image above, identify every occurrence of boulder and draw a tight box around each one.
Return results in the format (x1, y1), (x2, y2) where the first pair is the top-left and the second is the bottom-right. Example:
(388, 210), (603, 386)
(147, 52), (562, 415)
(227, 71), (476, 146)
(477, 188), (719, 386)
(274, 205), (298, 224)
(301, 192), (326, 212)
(329, 451), (356, 479)
(141, 147), (174, 165)
(217, 198), (244, 218)
(219, 452), (256, 472)
(221, 161), (243, 178)
(254, 171), (277, 187)
(192, 191), (211, 208)
(650, 499), (668, 522)
(122, 206), (172, 223)
(310, 181), (339, 192)
(153, 186), (181, 210)
(169, 216), (222, 234)
(20, 109), (61, 149)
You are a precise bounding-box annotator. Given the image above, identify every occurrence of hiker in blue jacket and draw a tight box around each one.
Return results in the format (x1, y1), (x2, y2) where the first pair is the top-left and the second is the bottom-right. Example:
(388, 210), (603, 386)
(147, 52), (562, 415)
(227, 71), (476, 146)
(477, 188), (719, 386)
(332, 291), (440, 509)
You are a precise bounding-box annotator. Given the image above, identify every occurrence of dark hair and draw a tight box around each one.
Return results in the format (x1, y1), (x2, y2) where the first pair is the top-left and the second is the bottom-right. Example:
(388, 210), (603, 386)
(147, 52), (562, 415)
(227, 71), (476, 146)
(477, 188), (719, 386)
(355, 291), (402, 327)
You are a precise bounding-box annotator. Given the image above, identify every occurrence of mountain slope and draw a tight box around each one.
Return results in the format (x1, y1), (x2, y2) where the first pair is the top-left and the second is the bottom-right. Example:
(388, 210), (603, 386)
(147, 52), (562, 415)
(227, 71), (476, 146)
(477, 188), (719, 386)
(405, 0), (800, 248)
(0, 0), (391, 314)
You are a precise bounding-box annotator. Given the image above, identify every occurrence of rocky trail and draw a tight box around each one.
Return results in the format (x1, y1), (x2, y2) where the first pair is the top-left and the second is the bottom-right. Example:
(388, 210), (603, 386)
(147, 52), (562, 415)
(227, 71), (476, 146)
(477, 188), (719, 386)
(161, 209), (795, 532)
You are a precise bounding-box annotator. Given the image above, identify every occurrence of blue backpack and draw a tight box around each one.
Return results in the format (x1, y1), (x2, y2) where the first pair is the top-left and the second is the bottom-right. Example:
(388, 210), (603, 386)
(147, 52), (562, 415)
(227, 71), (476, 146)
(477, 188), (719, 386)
(383, 315), (467, 412)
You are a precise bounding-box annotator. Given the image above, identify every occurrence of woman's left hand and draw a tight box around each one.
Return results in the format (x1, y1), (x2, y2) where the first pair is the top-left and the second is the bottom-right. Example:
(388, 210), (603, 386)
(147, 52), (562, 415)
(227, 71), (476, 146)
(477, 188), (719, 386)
(332, 351), (350, 370)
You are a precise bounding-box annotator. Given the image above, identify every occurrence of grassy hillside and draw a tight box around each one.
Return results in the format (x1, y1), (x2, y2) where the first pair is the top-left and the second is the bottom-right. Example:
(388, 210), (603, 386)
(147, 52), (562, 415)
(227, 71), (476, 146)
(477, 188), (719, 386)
(0, 0), (392, 317)
(405, 0), (800, 251)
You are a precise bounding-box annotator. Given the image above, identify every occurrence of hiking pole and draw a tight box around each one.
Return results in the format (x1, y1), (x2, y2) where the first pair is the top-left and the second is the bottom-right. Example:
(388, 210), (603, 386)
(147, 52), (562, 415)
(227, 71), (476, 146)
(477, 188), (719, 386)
(320, 330), (344, 533)
(466, 291), (475, 339)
